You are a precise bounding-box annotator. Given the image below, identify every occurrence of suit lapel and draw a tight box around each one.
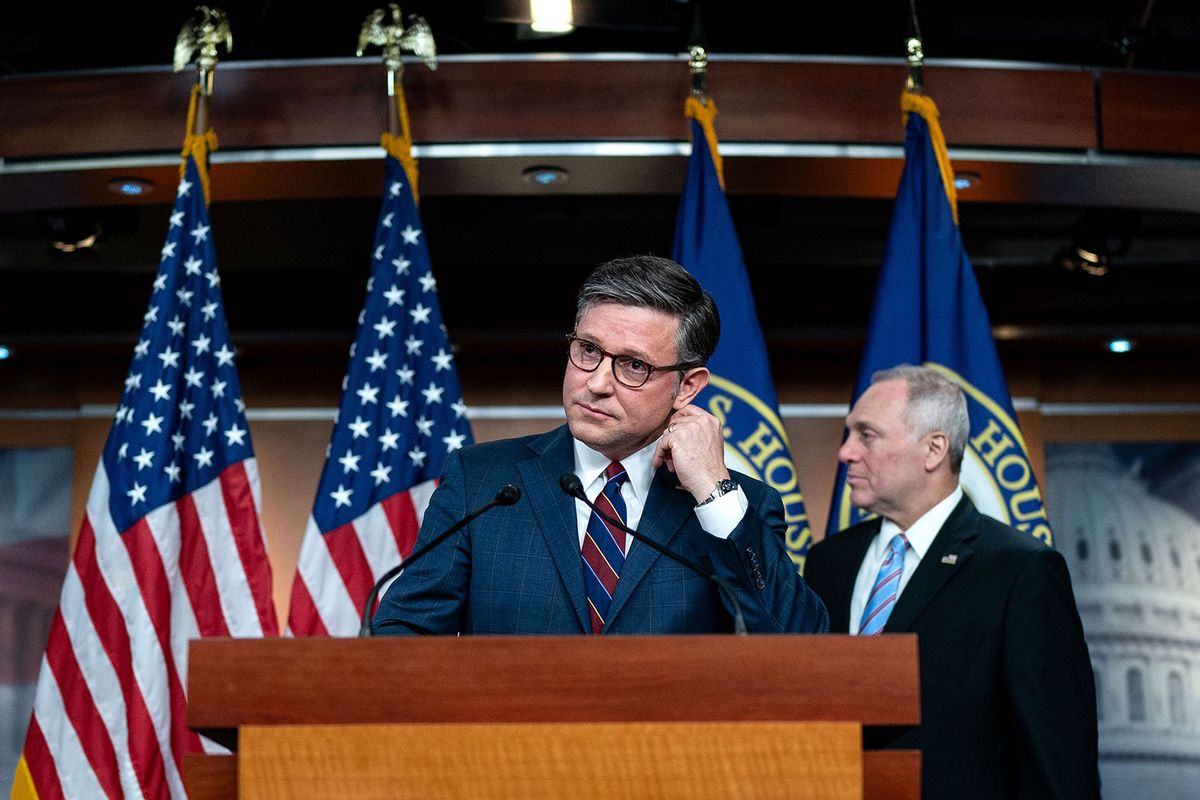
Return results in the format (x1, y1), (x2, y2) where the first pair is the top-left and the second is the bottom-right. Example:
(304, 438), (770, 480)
(517, 426), (590, 633)
(823, 524), (879, 632)
(603, 465), (691, 630)
(884, 496), (979, 632)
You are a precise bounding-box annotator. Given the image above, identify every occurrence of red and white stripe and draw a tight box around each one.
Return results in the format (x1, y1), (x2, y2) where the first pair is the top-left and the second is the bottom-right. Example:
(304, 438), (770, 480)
(20, 458), (277, 799)
(287, 479), (437, 636)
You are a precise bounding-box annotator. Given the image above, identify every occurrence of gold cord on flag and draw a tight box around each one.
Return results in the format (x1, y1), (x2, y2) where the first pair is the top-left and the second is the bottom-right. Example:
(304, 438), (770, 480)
(900, 90), (958, 224)
(381, 86), (420, 204)
(684, 95), (725, 191)
(180, 85), (219, 205)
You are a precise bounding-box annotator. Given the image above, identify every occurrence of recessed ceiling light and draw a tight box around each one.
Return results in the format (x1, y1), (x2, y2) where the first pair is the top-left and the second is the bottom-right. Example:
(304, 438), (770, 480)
(108, 177), (154, 196)
(1106, 338), (1134, 354)
(953, 171), (981, 191)
(522, 165), (569, 186)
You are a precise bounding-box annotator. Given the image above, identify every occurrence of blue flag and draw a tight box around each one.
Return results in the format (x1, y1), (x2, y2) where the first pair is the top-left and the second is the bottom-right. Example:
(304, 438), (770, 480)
(673, 99), (812, 569)
(828, 92), (1052, 545)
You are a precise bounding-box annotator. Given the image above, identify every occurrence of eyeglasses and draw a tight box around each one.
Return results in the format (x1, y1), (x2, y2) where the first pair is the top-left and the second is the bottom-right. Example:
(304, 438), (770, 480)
(566, 334), (701, 389)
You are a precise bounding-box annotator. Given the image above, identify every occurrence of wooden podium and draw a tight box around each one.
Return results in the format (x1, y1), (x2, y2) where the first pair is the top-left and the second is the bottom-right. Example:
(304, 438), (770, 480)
(186, 635), (919, 799)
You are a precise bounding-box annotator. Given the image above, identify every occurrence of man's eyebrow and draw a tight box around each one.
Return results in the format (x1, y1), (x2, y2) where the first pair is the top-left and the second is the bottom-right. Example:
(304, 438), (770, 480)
(578, 333), (654, 363)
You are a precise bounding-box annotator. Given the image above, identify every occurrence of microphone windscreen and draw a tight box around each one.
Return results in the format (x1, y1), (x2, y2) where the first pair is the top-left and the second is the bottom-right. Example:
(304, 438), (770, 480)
(559, 473), (584, 498)
(495, 484), (521, 506)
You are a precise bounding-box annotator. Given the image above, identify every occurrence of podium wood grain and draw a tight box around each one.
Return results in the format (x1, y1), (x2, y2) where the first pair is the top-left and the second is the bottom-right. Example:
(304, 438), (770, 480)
(238, 722), (861, 800)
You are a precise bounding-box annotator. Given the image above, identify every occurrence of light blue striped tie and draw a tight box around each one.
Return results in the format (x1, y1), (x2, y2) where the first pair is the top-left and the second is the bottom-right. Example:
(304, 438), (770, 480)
(858, 533), (908, 636)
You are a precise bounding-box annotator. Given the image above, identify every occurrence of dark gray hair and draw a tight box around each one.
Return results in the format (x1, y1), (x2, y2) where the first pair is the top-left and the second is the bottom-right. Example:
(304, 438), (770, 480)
(574, 255), (719, 365)
(871, 364), (970, 473)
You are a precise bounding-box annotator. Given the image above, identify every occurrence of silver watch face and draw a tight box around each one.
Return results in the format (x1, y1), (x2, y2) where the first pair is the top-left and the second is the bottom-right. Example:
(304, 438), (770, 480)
(716, 478), (738, 496)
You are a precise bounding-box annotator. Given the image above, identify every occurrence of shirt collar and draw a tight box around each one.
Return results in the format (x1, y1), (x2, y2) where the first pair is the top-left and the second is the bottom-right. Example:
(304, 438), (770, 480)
(572, 437), (658, 504)
(878, 485), (963, 560)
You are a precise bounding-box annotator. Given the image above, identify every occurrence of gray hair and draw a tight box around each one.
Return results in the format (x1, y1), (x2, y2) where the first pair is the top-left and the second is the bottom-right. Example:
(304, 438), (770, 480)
(575, 255), (720, 365)
(871, 364), (970, 473)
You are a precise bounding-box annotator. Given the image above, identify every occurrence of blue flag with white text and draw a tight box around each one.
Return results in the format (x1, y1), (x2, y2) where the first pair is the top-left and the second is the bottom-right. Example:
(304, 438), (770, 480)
(827, 92), (1052, 545)
(673, 100), (813, 569)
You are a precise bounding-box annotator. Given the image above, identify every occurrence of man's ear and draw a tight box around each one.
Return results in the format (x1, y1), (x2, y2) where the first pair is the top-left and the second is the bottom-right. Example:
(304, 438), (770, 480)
(672, 367), (709, 410)
(924, 431), (950, 473)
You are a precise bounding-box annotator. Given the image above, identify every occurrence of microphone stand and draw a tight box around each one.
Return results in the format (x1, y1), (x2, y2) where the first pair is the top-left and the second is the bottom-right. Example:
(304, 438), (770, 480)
(358, 484), (521, 636)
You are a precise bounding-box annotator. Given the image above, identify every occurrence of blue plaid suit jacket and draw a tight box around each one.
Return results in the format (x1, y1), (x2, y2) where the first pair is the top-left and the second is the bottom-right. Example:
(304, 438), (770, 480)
(373, 425), (828, 635)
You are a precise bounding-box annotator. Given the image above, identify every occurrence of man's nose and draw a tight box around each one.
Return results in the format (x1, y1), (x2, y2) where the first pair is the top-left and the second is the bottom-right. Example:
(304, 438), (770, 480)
(837, 436), (856, 464)
(586, 358), (616, 393)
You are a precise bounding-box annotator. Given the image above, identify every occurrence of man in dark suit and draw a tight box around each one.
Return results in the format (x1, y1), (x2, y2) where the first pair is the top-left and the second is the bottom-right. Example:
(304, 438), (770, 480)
(374, 255), (828, 635)
(805, 365), (1099, 800)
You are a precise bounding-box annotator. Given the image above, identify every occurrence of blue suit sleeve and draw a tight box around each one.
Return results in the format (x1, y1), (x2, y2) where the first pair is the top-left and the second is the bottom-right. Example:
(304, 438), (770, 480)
(706, 482), (829, 633)
(372, 448), (471, 635)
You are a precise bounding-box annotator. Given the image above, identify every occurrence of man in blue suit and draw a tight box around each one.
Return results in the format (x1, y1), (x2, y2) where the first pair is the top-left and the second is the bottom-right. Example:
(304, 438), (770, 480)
(374, 255), (828, 635)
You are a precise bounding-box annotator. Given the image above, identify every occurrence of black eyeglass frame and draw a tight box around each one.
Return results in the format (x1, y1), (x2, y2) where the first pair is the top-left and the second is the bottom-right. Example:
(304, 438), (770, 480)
(565, 334), (703, 389)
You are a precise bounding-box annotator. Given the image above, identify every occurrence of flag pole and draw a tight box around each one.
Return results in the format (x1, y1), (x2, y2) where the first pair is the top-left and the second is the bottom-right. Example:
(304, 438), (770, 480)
(904, 0), (924, 94)
(357, 4), (437, 202)
(172, 5), (231, 203)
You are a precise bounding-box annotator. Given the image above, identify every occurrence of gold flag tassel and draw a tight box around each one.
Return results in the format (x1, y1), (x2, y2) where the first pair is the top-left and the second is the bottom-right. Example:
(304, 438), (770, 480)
(181, 85), (219, 205)
(381, 87), (420, 204)
(900, 90), (958, 226)
(683, 45), (724, 191)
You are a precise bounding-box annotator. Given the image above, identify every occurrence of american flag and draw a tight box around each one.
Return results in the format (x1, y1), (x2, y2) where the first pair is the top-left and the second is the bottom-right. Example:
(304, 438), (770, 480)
(12, 155), (278, 800)
(287, 154), (472, 636)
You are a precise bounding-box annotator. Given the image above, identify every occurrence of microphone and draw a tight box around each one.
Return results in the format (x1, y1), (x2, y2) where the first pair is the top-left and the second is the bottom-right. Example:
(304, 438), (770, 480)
(559, 473), (747, 635)
(359, 483), (522, 636)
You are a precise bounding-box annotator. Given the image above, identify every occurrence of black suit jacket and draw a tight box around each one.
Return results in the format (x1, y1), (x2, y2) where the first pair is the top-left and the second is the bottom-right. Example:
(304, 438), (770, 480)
(805, 496), (1099, 800)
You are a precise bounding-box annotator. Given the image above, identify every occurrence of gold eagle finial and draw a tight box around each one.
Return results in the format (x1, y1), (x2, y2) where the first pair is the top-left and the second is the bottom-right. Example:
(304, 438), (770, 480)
(356, 4), (437, 72)
(173, 6), (233, 75)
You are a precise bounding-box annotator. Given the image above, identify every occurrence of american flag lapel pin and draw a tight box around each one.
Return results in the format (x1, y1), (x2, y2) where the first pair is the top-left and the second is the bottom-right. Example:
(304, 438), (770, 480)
(940, 554), (958, 565)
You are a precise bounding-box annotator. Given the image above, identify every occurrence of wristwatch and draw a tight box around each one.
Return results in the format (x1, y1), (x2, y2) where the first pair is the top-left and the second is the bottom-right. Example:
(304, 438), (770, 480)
(698, 478), (738, 506)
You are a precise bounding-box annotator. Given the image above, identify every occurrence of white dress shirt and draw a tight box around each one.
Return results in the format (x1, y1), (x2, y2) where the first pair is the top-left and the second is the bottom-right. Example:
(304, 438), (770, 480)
(848, 485), (963, 635)
(571, 436), (748, 553)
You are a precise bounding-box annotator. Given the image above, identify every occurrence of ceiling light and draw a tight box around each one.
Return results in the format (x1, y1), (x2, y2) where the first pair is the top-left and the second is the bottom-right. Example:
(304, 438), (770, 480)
(953, 171), (981, 191)
(107, 177), (154, 196)
(51, 224), (102, 253)
(529, 0), (573, 33)
(1058, 209), (1139, 277)
(1106, 338), (1134, 354)
(0, 345), (10, 360)
(1073, 246), (1109, 276)
(522, 165), (569, 186)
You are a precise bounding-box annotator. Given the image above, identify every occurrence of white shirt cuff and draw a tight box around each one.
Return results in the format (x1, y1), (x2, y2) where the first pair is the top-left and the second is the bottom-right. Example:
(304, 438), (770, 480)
(693, 486), (749, 539)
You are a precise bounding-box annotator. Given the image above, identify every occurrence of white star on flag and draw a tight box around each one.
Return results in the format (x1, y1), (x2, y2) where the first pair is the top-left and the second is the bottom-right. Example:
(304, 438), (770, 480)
(190, 223), (210, 244)
(409, 303), (432, 324)
(224, 423), (247, 446)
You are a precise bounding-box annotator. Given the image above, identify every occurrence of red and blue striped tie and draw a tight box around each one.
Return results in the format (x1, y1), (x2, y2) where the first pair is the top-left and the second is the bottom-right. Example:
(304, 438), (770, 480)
(858, 533), (908, 636)
(581, 462), (628, 634)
